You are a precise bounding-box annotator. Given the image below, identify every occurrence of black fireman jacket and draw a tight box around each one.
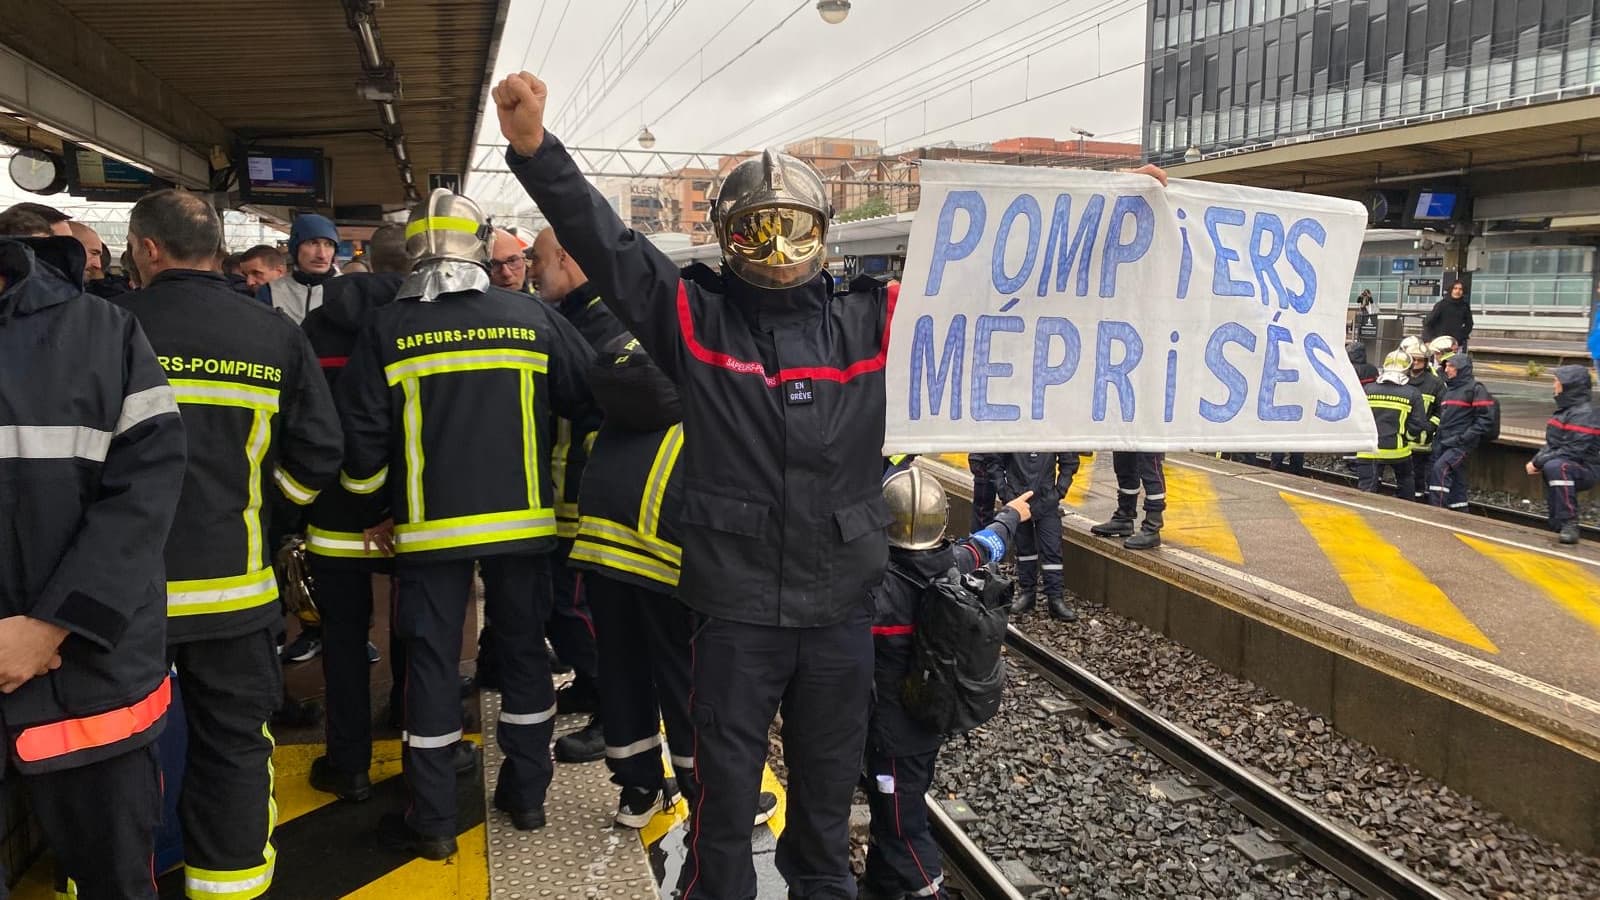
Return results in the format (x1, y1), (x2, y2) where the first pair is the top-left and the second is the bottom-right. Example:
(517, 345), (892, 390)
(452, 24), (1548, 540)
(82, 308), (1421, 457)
(1531, 365), (1600, 472)
(0, 238), (187, 774)
(869, 507), (1020, 756)
(117, 269), (343, 642)
(1358, 379), (1427, 460)
(337, 283), (597, 562)
(550, 282), (628, 540)
(1436, 354), (1496, 453)
(301, 273), (403, 568)
(1406, 366), (1446, 452)
(570, 334), (686, 594)
(1346, 342), (1378, 384)
(511, 134), (895, 628)
(987, 451), (1082, 517)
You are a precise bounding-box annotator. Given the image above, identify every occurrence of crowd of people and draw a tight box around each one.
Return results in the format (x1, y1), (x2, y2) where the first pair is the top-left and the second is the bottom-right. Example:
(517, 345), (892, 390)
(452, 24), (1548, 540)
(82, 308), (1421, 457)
(0, 70), (1595, 900)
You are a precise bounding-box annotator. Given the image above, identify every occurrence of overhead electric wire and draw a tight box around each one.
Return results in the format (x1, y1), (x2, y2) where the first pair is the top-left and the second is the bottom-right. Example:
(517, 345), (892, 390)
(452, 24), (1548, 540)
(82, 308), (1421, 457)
(559, 1), (693, 140)
(550, 0), (644, 134)
(534, 0), (574, 76)
(516, 0), (551, 71)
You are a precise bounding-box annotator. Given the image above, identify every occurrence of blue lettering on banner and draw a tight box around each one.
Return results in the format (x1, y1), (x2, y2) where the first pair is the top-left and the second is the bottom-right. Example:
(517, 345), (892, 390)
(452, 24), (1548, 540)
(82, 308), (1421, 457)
(1099, 196), (1154, 298)
(1283, 218), (1327, 313)
(972, 315), (1023, 421)
(1303, 332), (1352, 422)
(992, 194), (1043, 295)
(1258, 321), (1303, 421)
(1092, 321), (1142, 422)
(1205, 207), (1253, 298)
(1248, 212), (1287, 308)
(926, 191), (986, 295)
(909, 314), (966, 420)
(1031, 317), (1082, 420)
(1201, 321), (1257, 422)
(1036, 194), (1103, 297)
(1164, 330), (1180, 423)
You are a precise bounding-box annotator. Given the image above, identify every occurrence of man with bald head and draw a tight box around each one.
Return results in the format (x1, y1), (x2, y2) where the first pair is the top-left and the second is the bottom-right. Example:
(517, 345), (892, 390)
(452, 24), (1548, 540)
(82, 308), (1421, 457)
(488, 228), (530, 291)
(68, 221), (105, 281)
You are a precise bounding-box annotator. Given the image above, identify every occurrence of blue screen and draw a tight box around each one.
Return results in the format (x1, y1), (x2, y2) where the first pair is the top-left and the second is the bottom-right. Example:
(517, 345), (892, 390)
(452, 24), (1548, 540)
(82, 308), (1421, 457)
(247, 154), (319, 192)
(1414, 191), (1457, 220)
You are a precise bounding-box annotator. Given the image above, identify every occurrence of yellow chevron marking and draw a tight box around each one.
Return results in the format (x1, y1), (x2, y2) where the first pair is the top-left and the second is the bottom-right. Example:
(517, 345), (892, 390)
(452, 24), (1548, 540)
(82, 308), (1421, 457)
(1458, 534), (1600, 634)
(1161, 465), (1245, 564)
(342, 823), (488, 899)
(1281, 492), (1497, 652)
(1064, 452), (1096, 507)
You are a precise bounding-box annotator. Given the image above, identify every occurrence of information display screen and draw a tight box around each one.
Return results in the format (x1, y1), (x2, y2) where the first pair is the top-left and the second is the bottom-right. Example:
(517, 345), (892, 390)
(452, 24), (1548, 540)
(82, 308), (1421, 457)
(1412, 191), (1458, 221)
(238, 147), (326, 204)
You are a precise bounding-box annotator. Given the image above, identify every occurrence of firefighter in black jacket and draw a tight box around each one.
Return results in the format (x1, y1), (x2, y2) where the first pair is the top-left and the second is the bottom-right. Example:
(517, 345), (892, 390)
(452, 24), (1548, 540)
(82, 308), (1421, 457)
(1526, 365), (1600, 544)
(1429, 352), (1496, 511)
(1401, 336), (1445, 502)
(116, 190), (343, 900)
(1356, 351), (1428, 495)
(337, 190), (596, 858)
(1090, 452), (1168, 550)
(498, 71), (1166, 895)
(0, 235), (186, 899)
(986, 451), (1080, 619)
(864, 468), (1029, 900)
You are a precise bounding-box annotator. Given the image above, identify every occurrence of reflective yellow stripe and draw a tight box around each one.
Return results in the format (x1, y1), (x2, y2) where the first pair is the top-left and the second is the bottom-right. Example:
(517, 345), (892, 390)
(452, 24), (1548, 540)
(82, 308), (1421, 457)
(569, 541), (680, 588)
(168, 568), (278, 618)
(1367, 399), (1413, 413)
(557, 501), (580, 540)
(401, 378), (424, 523)
(403, 215), (482, 240)
(243, 411), (270, 572)
(551, 418), (572, 506)
(1356, 446), (1412, 460)
(383, 348), (549, 385)
(578, 515), (682, 565)
(272, 466), (319, 506)
(170, 379), (280, 412)
(638, 424), (684, 540)
(522, 372), (539, 510)
(305, 526), (381, 559)
(340, 466), (387, 495)
(394, 509), (557, 553)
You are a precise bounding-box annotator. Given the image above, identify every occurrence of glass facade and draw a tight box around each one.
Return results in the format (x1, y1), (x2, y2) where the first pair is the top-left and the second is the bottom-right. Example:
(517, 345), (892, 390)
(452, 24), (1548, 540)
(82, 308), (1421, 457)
(1145, 0), (1600, 161)
(1351, 246), (1595, 309)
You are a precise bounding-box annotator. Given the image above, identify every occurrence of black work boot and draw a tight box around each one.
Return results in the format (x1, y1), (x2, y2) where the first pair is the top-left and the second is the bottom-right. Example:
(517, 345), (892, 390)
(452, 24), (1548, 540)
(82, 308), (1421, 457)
(1123, 527), (1161, 550)
(1090, 514), (1136, 538)
(1047, 596), (1078, 622)
(1008, 590), (1037, 616)
(554, 715), (605, 763)
(378, 812), (456, 860)
(310, 756), (372, 802)
(1560, 523), (1581, 545)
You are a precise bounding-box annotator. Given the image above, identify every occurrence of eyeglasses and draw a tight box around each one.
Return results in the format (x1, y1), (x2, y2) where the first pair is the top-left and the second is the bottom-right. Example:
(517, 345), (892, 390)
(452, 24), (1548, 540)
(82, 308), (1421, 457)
(490, 256), (526, 271)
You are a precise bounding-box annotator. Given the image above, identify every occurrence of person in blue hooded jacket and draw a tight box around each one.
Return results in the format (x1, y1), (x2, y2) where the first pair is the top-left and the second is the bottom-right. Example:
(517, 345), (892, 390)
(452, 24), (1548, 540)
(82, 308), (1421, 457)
(259, 213), (340, 326)
(1526, 365), (1599, 545)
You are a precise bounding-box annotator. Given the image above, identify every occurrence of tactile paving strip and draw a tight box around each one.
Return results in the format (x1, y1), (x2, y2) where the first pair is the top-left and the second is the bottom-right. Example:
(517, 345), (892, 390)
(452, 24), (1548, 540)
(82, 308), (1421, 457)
(482, 692), (659, 899)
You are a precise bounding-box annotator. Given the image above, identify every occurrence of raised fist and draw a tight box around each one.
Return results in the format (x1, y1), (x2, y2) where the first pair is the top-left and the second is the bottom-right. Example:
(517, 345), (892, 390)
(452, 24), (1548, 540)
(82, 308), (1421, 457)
(493, 72), (549, 157)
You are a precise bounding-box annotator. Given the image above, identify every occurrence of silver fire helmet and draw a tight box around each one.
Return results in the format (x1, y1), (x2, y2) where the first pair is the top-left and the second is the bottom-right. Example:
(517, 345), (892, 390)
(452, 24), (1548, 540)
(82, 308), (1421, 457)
(712, 150), (831, 290)
(883, 467), (949, 551)
(397, 189), (492, 302)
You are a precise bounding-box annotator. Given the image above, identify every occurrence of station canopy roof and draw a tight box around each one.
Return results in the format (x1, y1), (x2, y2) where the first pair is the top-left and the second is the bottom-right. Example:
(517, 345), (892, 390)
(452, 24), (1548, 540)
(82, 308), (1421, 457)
(0, 0), (509, 215)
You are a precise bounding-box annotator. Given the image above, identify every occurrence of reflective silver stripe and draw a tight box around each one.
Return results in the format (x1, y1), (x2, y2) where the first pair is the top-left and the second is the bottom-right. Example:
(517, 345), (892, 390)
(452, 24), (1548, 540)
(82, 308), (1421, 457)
(305, 531), (368, 553)
(1549, 480), (1576, 486)
(1118, 487), (1141, 494)
(404, 729), (463, 749)
(671, 754), (696, 770)
(910, 876), (945, 897)
(172, 381), (280, 411)
(185, 862), (276, 898)
(1448, 503), (1469, 509)
(605, 734), (662, 759)
(0, 425), (112, 462)
(167, 568), (278, 610)
(273, 467), (318, 504)
(1041, 564), (1064, 571)
(115, 385), (178, 435)
(397, 512), (555, 547)
(1145, 493), (1166, 500)
(1017, 554), (1038, 562)
(1428, 486), (1449, 492)
(341, 467), (387, 495)
(499, 703), (557, 726)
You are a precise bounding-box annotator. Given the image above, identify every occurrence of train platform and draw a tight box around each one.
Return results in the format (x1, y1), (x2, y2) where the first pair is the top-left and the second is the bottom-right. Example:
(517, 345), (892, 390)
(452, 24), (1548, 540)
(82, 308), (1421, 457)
(924, 451), (1600, 854)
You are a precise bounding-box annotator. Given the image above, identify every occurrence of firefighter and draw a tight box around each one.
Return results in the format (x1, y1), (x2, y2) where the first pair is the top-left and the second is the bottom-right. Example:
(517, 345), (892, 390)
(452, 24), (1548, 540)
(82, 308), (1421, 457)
(337, 189), (596, 858)
(117, 190), (343, 900)
(1429, 352), (1496, 511)
(863, 469), (1032, 900)
(1401, 335), (1445, 502)
(0, 234), (186, 899)
(1526, 366), (1599, 544)
(986, 451), (1080, 619)
(495, 71), (1167, 895)
(1356, 351), (1427, 495)
(967, 452), (1001, 534)
(1346, 341), (1378, 384)
(1090, 452), (1167, 550)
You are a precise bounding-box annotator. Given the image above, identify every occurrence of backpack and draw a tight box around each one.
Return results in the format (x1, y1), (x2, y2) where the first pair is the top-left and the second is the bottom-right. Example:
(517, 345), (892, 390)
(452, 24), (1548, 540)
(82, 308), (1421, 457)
(900, 565), (1014, 736)
(1483, 388), (1501, 442)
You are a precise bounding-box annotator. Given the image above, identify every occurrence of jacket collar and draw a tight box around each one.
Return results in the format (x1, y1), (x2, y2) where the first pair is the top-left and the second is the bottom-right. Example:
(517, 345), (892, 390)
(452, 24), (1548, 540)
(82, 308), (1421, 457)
(0, 239), (82, 320)
(148, 268), (228, 289)
(558, 281), (600, 320)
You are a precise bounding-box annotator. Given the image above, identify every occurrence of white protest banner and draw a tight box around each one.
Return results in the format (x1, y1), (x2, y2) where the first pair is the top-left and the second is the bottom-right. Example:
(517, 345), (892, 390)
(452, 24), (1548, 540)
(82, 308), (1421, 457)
(884, 160), (1377, 454)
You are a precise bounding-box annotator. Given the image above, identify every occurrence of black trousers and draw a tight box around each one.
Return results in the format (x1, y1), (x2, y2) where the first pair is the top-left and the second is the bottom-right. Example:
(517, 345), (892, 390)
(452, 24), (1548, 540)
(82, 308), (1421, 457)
(1428, 447), (1471, 510)
(586, 574), (695, 796)
(1408, 450), (1432, 501)
(1, 744), (162, 900)
(170, 629), (282, 899)
(396, 555), (554, 837)
(1268, 452), (1305, 476)
(862, 744), (946, 900)
(479, 552), (598, 696)
(1542, 457), (1598, 528)
(969, 463), (997, 536)
(677, 611), (873, 900)
(313, 561), (405, 775)
(1111, 451), (1167, 529)
(1356, 457), (1412, 495)
(1013, 510), (1063, 602)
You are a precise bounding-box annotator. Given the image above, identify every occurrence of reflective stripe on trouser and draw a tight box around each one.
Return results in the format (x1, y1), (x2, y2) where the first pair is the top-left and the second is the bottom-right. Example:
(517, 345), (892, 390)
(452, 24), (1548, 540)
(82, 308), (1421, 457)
(1013, 512), (1064, 601)
(677, 610), (872, 899)
(1428, 447), (1470, 511)
(1543, 458), (1599, 527)
(1111, 451), (1166, 526)
(396, 555), (555, 836)
(30, 744), (162, 900)
(862, 745), (948, 900)
(1355, 457), (1412, 496)
(586, 574), (696, 796)
(171, 629), (282, 900)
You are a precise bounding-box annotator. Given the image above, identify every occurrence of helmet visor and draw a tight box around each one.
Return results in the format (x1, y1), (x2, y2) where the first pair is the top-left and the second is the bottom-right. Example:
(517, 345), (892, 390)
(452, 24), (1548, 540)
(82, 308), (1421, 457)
(724, 206), (824, 269)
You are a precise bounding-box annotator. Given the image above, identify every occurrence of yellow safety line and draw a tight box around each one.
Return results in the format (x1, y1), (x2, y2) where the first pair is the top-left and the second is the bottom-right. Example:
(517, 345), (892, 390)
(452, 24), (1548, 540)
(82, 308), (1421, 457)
(1064, 452), (1096, 507)
(270, 740), (407, 827)
(934, 452), (968, 470)
(1458, 534), (1600, 635)
(1160, 465), (1245, 564)
(760, 763), (788, 838)
(1280, 492), (1498, 652)
(341, 824), (488, 899)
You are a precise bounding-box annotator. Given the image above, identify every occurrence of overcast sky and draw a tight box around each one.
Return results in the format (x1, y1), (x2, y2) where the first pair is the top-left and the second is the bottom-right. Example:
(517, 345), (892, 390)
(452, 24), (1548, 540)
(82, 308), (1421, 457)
(471, 0), (1146, 196)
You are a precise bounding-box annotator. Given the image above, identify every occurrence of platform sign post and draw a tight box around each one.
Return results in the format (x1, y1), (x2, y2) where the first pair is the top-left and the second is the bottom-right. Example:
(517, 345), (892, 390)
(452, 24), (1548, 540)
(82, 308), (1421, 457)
(885, 161), (1377, 454)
